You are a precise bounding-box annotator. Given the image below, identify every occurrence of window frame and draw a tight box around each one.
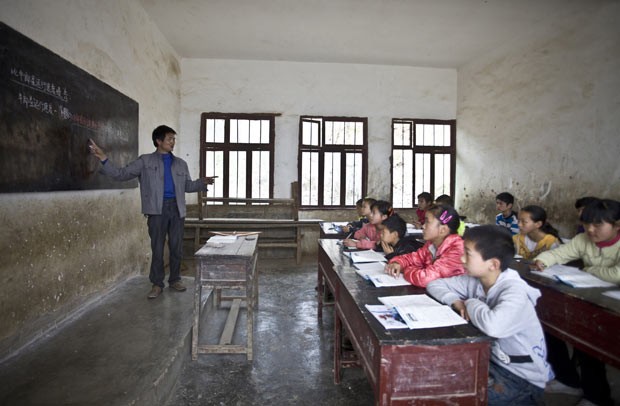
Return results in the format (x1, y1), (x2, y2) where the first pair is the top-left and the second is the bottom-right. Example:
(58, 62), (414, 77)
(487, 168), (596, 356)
(390, 118), (456, 208)
(297, 115), (368, 209)
(199, 112), (276, 203)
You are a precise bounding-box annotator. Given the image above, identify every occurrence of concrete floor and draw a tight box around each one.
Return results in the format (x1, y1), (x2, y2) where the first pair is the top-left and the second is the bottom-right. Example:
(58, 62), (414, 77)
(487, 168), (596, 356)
(1, 257), (618, 405)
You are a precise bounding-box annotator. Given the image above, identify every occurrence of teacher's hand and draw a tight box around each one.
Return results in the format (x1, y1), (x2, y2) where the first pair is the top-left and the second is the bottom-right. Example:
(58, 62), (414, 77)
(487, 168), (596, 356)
(202, 176), (217, 186)
(88, 139), (107, 161)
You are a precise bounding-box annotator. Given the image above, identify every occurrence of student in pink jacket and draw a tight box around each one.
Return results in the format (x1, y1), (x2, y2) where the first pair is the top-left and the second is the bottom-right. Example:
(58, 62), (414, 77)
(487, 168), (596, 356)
(344, 200), (392, 250)
(385, 204), (464, 287)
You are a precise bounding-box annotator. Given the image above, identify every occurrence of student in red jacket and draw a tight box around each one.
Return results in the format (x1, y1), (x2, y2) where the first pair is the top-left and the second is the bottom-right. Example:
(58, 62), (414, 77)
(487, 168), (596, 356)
(385, 204), (464, 287)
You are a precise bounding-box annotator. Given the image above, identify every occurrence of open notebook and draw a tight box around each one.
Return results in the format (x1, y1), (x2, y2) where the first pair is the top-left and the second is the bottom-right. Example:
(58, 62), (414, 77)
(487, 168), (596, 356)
(535, 264), (615, 288)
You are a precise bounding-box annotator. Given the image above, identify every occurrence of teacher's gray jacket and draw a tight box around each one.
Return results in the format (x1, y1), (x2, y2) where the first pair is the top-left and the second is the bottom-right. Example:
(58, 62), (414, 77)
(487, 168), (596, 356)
(100, 151), (206, 217)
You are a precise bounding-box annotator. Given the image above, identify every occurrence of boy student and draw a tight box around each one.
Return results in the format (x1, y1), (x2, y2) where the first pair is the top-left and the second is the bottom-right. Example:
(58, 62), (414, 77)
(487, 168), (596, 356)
(342, 197), (375, 234)
(496, 192), (519, 235)
(413, 192), (432, 228)
(379, 214), (423, 260)
(427, 225), (552, 405)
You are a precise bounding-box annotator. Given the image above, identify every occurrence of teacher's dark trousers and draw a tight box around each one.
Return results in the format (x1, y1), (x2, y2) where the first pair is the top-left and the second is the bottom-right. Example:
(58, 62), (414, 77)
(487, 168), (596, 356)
(147, 198), (184, 288)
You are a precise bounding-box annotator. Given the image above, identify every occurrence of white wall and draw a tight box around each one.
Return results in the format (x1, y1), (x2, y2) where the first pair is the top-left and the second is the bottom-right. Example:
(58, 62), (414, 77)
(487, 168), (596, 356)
(456, 1), (620, 236)
(0, 0), (180, 356)
(180, 59), (457, 201)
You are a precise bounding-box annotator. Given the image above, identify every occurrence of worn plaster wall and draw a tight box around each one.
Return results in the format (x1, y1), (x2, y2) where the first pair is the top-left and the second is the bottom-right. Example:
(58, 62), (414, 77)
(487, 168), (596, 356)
(0, 0), (180, 358)
(456, 0), (620, 236)
(180, 59), (457, 202)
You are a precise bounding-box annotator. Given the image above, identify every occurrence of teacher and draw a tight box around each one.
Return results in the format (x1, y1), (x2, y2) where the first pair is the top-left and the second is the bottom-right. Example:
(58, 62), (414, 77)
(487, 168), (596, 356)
(89, 125), (215, 299)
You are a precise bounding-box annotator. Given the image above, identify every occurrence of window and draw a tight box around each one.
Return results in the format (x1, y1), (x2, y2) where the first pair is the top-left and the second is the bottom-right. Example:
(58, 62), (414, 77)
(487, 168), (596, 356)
(200, 113), (275, 203)
(391, 119), (456, 208)
(298, 116), (367, 208)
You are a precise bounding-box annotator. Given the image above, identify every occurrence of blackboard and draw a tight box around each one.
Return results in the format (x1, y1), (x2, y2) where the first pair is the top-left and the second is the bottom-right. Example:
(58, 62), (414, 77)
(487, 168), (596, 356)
(0, 22), (139, 193)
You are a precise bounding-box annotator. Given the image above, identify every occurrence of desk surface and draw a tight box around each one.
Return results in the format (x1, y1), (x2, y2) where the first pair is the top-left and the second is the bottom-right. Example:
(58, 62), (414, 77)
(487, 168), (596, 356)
(320, 239), (491, 346)
(511, 260), (620, 368)
(512, 260), (620, 314)
(195, 235), (258, 259)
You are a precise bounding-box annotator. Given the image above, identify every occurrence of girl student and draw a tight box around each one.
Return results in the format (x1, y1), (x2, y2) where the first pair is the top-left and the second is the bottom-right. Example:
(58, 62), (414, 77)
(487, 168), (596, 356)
(344, 200), (392, 250)
(514, 205), (562, 261)
(379, 213), (423, 261)
(384, 204), (464, 287)
(534, 199), (620, 406)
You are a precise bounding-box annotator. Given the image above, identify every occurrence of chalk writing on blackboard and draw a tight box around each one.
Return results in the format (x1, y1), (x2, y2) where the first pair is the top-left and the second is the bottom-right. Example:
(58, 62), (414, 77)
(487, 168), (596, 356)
(0, 22), (139, 193)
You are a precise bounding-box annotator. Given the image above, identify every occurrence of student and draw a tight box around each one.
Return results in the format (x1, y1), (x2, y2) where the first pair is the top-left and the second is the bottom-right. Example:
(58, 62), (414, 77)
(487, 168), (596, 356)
(435, 194), (454, 207)
(427, 225), (552, 405)
(384, 205), (464, 287)
(413, 192), (433, 228)
(379, 214), (423, 260)
(533, 199), (620, 406)
(496, 192), (519, 235)
(574, 196), (598, 234)
(342, 197), (375, 234)
(344, 200), (392, 250)
(514, 205), (561, 261)
(435, 194), (466, 236)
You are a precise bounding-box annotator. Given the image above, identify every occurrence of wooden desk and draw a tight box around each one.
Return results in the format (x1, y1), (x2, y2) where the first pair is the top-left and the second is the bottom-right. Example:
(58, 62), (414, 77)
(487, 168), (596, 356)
(192, 236), (258, 361)
(512, 261), (620, 369)
(318, 239), (492, 405)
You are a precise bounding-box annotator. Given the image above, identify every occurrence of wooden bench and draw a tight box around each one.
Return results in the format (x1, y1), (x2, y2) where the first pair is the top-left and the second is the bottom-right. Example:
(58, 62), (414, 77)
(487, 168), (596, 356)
(184, 184), (322, 264)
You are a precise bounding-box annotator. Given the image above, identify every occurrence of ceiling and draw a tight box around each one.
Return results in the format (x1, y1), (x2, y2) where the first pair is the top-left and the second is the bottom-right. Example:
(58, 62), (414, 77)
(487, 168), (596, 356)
(139, 0), (580, 68)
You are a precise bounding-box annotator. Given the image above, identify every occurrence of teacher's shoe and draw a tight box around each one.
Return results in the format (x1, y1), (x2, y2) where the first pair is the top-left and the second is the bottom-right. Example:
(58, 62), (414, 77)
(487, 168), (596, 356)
(170, 281), (187, 292)
(147, 285), (162, 299)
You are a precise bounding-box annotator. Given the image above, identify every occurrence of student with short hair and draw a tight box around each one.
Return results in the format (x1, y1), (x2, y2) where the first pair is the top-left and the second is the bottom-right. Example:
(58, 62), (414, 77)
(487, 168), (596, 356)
(496, 192), (519, 235)
(413, 192), (433, 228)
(342, 197), (375, 234)
(534, 199), (620, 406)
(514, 205), (561, 261)
(574, 196), (598, 234)
(379, 214), (423, 261)
(435, 194), (454, 207)
(427, 225), (552, 405)
(384, 205), (464, 287)
(344, 200), (392, 250)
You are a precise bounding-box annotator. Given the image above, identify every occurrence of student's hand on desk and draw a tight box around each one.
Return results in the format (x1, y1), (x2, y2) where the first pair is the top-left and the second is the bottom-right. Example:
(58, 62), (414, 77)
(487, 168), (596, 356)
(532, 260), (546, 271)
(343, 238), (358, 247)
(341, 225), (351, 233)
(381, 241), (394, 254)
(452, 300), (470, 321)
(412, 221), (421, 229)
(384, 262), (401, 278)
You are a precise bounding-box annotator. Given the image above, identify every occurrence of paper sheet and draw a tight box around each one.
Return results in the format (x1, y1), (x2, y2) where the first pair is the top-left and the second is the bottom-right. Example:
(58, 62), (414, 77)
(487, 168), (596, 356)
(349, 250), (387, 263)
(378, 294), (467, 329)
(602, 290), (620, 300)
(365, 305), (409, 329)
(208, 235), (238, 243)
(536, 265), (615, 288)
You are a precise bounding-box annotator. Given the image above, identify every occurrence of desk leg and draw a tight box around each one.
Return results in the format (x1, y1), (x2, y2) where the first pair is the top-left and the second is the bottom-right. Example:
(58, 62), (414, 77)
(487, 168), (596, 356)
(334, 307), (342, 384)
(192, 282), (201, 361)
(317, 267), (324, 320)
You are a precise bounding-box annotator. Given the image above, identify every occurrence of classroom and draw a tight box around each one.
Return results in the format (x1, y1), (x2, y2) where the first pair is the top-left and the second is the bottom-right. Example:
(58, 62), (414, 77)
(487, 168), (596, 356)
(1, 0), (619, 405)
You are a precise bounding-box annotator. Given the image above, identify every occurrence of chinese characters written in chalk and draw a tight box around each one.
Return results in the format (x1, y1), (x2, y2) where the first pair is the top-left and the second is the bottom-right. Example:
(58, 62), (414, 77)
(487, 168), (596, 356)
(10, 67), (69, 102)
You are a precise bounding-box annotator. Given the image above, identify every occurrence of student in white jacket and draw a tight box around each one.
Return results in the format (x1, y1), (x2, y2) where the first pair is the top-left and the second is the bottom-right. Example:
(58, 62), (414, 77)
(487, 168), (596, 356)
(427, 225), (552, 405)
